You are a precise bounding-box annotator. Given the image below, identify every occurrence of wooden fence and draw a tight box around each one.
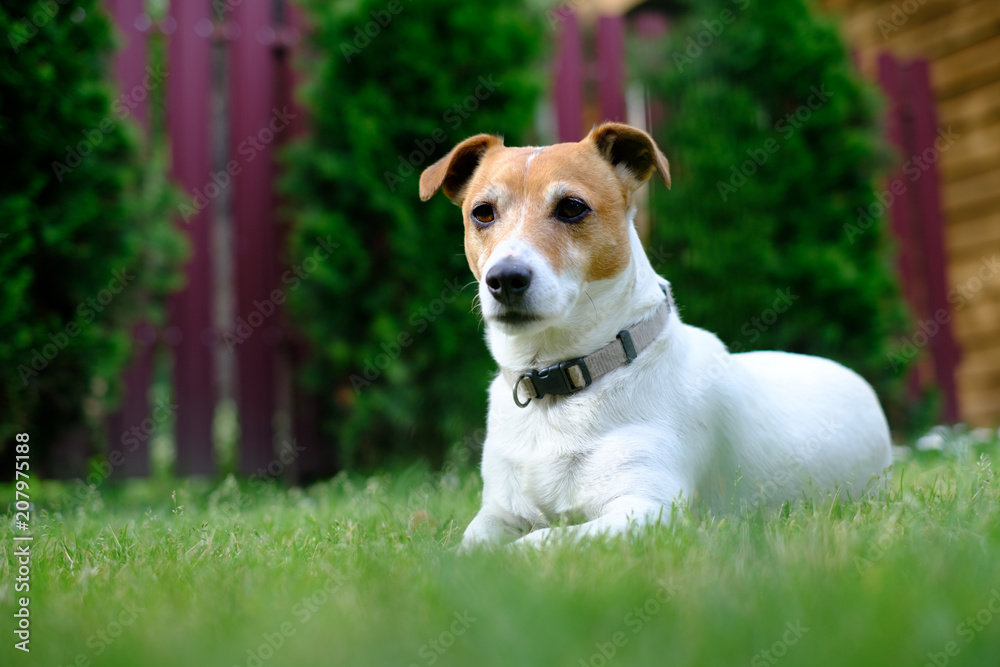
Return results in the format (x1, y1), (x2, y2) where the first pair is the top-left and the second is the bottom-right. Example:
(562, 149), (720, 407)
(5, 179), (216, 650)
(878, 53), (960, 422)
(102, 0), (321, 481)
(99, 2), (958, 481)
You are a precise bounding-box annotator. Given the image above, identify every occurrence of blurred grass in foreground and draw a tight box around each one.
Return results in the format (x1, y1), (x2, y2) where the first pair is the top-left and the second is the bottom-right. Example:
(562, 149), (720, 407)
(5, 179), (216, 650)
(2, 442), (999, 667)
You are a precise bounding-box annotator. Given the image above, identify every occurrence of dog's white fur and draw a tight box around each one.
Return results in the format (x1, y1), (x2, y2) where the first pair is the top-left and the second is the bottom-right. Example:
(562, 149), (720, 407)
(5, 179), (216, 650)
(421, 125), (892, 548)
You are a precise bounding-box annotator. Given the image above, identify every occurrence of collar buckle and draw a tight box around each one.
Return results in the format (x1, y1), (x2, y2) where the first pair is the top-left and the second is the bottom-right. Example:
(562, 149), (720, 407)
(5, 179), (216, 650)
(514, 357), (592, 407)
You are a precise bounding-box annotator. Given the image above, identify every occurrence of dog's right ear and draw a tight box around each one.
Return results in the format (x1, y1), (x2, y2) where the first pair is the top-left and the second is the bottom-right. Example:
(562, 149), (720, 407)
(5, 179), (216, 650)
(419, 134), (503, 204)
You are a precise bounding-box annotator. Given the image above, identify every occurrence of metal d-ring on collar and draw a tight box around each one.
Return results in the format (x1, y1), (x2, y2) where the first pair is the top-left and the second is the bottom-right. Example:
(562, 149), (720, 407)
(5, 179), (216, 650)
(512, 374), (534, 408)
(504, 295), (671, 408)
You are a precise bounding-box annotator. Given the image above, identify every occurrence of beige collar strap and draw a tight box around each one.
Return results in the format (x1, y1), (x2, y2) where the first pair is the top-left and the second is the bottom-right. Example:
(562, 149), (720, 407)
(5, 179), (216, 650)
(500, 297), (670, 407)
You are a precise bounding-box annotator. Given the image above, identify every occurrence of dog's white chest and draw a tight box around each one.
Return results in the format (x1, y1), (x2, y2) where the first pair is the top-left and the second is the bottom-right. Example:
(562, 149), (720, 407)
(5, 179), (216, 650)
(521, 448), (592, 522)
(493, 402), (608, 524)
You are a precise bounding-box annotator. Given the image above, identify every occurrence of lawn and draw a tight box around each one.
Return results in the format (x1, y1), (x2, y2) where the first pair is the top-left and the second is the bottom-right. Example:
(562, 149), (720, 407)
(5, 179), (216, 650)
(2, 437), (1000, 667)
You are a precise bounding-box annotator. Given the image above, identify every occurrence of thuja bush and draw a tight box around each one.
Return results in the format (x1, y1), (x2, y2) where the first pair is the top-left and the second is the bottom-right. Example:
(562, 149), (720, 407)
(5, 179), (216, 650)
(282, 0), (544, 467)
(633, 0), (924, 430)
(0, 0), (185, 473)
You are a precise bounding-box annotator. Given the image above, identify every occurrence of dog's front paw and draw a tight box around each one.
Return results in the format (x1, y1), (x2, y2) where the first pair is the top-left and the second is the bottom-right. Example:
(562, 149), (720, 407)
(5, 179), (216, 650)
(509, 527), (554, 550)
(456, 537), (490, 555)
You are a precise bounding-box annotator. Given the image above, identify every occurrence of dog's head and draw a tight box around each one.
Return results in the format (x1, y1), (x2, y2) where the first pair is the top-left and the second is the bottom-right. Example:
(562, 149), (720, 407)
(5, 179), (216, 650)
(420, 122), (669, 335)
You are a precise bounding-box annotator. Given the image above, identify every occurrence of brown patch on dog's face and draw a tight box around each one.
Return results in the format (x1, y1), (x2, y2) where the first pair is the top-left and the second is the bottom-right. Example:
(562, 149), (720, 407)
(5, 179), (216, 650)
(459, 141), (636, 283)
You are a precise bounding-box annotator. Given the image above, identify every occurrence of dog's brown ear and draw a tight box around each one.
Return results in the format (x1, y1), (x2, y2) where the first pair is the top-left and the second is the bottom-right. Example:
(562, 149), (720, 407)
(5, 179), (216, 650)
(419, 134), (504, 203)
(587, 122), (671, 190)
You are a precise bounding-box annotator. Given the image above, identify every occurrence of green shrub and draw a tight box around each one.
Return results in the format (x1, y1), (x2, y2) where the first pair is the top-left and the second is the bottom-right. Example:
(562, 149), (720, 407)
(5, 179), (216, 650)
(283, 0), (545, 468)
(633, 0), (923, 431)
(0, 0), (186, 471)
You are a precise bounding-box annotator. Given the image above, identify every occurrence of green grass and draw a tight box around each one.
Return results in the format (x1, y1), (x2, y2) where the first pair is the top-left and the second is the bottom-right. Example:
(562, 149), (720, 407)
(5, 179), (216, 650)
(3, 444), (1000, 667)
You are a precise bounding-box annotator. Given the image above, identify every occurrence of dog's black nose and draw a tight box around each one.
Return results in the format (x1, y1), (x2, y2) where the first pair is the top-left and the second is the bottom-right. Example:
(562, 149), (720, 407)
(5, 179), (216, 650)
(485, 260), (533, 305)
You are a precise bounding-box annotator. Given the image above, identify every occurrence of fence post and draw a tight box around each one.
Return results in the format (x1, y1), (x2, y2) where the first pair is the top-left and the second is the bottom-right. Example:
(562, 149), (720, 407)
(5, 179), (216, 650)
(167, 0), (217, 475)
(878, 52), (962, 421)
(596, 15), (626, 124)
(877, 52), (924, 400)
(554, 9), (584, 142)
(104, 0), (154, 480)
(228, 1), (282, 476)
(904, 58), (960, 422)
(271, 3), (333, 483)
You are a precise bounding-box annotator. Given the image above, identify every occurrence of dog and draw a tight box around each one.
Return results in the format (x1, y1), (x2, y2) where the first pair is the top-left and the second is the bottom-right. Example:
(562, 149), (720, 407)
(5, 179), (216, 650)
(419, 122), (892, 548)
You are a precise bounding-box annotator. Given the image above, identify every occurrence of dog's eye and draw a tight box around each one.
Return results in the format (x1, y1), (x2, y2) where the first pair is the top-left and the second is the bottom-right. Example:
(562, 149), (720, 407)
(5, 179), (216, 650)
(471, 203), (495, 226)
(554, 197), (589, 223)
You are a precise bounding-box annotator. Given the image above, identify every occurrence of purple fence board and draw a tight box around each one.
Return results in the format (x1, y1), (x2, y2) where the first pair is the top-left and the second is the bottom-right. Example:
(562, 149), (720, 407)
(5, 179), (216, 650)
(167, 0), (217, 475)
(274, 4), (329, 482)
(905, 59), (960, 422)
(103, 323), (155, 480)
(596, 15), (626, 124)
(877, 52), (924, 398)
(104, 0), (152, 479)
(878, 51), (962, 419)
(229, 1), (281, 475)
(554, 9), (584, 142)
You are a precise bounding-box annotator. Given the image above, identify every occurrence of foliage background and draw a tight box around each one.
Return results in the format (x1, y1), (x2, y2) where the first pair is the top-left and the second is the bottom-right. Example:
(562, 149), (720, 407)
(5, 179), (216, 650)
(632, 0), (922, 430)
(0, 0), (186, 472)
(0, 0), (930, 474)
(282, 0), (546, 468)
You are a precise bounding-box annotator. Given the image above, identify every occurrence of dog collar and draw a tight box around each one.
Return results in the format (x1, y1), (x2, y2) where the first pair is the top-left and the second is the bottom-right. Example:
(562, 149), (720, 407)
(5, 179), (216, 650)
(501, 296), (670, 408)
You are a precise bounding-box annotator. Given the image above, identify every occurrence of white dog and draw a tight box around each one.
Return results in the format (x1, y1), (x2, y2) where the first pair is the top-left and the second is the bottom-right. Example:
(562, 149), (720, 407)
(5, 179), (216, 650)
(419, 122), (892, 548)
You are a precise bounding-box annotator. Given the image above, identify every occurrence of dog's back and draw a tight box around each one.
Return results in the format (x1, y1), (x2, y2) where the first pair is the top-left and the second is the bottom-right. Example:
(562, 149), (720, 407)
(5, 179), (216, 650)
(719, 350), (892, 509)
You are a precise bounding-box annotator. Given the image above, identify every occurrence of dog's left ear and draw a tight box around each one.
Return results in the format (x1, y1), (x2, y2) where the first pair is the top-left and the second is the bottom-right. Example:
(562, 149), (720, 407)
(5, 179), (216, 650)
(587, 122), (671, 190)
